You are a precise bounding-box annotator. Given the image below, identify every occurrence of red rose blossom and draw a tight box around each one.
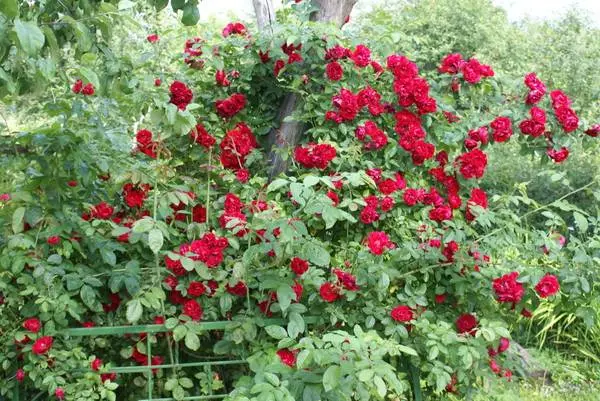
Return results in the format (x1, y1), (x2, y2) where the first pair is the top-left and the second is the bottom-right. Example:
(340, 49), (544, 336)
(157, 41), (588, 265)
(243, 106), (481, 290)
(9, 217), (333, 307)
(391, 305), (414, 322)
(169, 81), (193, 110)
(182, 299), (203, 321)
(319, 282), (340, 303)
(32, 336), (54, 354)
(492, 272), (524, 304)
(535, 274), (560, 298)
(455, 313), (478, 335)
(91, 358), (102, 371)
(276, 348), (297, 367)
(23, 318), (42, 333)
(290, 257), (309, 276)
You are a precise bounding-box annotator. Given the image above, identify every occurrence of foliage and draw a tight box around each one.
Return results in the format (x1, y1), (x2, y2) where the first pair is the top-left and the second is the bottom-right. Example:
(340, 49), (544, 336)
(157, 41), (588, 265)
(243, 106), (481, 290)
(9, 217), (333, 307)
(0, 1), (599, 401)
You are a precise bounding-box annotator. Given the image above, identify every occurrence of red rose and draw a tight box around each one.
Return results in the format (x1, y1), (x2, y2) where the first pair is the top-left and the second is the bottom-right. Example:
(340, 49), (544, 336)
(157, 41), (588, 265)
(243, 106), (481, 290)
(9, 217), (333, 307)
(546, 147), (569, 163)
(101, 372), (117, 383)
(182, 299), (203, 321)
(189, 124), (216, 148)
(276, 348), (297, 367)
(222, 22), (246, 37)
(455, 313), (478, 335)
(215, 70), (230, 86)
(32, 336), (54, 354)
(154, 78), (161, 86)
(290, 257), (309, 276)
(226, 281), (248, 297)
(350, 44), (371, 67)
(466, 188), (488, 222)
(365, 231), (395, 255)
(169, 81), (193, 110)
(16, 369), (25, 382)
(294, 143), (336, 169)
(319, 282), (340, 303)
(391, 305), (414, 322)
(492, 272), (524, 304)
(23, 318), (42, 333)
(91, 358), (102, 371)
(147, 34), (159, 43)
(584, 123), (600, 137)
(490, 116), (513, 142)
(187, 281), (206, 297)
(91, 202), (114, 220)
(497, 337), (510, 353)
(457, 149), (487, 179)
(489, 358), (501, 374)
(72, 79), (83, 93)
(535, 274), (560, 298)
(81, 83), (95, 96)
(55, 387), (65, 400)
(136, 129), (153, 146)
(434, 294), (446, 304)
(333, 269), (359, 291)
(274, 59), (285, 76)
(325, 61), (343, 81)
(47, 236), (61, 246)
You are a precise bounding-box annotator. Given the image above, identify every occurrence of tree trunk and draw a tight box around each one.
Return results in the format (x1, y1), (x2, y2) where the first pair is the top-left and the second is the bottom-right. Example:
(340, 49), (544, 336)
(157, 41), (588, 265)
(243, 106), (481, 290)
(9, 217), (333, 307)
(252, 0), (358, 179)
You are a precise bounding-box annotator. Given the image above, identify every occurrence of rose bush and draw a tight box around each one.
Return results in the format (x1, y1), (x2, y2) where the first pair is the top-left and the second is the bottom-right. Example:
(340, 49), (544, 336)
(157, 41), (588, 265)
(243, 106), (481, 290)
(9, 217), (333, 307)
(0, 2), (599, 401)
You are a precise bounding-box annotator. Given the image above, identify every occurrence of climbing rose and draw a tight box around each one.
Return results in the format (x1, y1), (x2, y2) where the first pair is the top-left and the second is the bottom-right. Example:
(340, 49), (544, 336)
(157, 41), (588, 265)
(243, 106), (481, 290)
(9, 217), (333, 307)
(355, 121), (388, 150)
(222, 22), (247, 37)
(319, 282), (340, 303)
(492, 272), (525, 304)
(455, 313), (478, 335)
(91, 202), (114, 220)
(466, 188), (488, 222)
(294, 143), (336, 169)
(47, 236), (61, 246)
(333, 269), (359, 291)
(91, 358), (102, 371)
(182, 299), (203, 321)
(215, 70), (230, 86)
(219, 123), (258, 170)
(457, 149), (487, 179)
(122, 183), (150, 208)
(187, 281), (206, 297)
(535, 274), (560, 298)
(189, 124), (216, 148)
(498, 337), (510, 353)
(23, 318), (42, 333)
(290, 257), (309, 276)
(32, 336), (54, 354)
(72, 79), (83, 93)
(147, 34), (159, 43)
(55, 388), (65, 400)
(391, 305), (414, 322)
(16, 369), (25, 382)
(546, 147), (569, 163)
(226, 281), (248, 297)
(350, 44), (371, 67)
(189, 232), (229, 268)
(325, 61), (343, 81)
(81, 83), (95, 96)
(169, 81), (193, 110)
(490, 116), (513, 142)
(274, 59), (285, 76)
(365, 231), (395, 255)
(329, 88), (360, 122)
(215, 93), (246, 118)
(276, 348), (297, 367)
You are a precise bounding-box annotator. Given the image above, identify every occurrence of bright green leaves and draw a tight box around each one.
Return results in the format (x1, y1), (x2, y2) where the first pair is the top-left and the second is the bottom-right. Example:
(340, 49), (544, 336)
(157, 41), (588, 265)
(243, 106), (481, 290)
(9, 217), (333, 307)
(11, 206), (25, 234)
(301, 242), (330, 267)
(0, 0), (18, 17)
(126, 299), (143, 323)
(322, 365), (341, 392)
(181, 2), (200, 26)
(14, 20), (45, 56)
(148, 229), (164, 254)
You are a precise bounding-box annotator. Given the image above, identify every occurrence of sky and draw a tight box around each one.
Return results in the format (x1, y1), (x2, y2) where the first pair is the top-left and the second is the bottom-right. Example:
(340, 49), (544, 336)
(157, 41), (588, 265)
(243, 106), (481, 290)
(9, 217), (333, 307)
(197, 0), (600, 24)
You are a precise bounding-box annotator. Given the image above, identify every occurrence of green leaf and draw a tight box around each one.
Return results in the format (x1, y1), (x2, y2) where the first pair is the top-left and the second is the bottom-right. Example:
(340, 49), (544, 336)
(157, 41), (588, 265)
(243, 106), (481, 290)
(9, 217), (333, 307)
(12, 206), (25, 234)
(14, 20), (45, 56)
(301, 242), (330, 266)
(126, 299), (143, 323)
(358, 369), (374, 382)
(287, 312), (305, 339)
(79, 67), (100, 90)
(118, 0), (136, 10)
(133, 217), (154, 233)
(265, 325), (287, 340)
(173, 325), (188, 341)
(323, 365), (341, 392)
(179, 377), (194, 388)
(80, 285), (96, 309)
(573, 212), (588, 233)
(277, 285), (295, 312)
(148, 229), (164, 254)
(181, 2), (200, 26)
(100, 248), (117, 266)
(165, 318), (179, 330)
(303, 175), (320, 187)
(0, 0), (18, 18)
(267, 178), (289, 192)
(184, 331), (200, 350)
(373, 376), (387, 398)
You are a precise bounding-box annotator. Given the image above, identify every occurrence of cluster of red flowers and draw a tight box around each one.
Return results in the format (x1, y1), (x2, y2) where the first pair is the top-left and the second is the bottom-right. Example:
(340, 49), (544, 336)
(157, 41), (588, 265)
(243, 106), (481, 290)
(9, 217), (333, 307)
(319, 269), (359, 303)
(222, 22), (247, 37)
(135, 129), (158, 158)
(394, 110), (435, 165)
(294, 143), (336, 169)
(355, 120), (388, 150)
(438, 53), (494, 84)
(490, 116), (513, 143)
(189, 123), (216, 148)
(218, 193), (248, 237)
(183, 37), (204, 67)
(389, 54), (437, 114)
(169, 81), (193, 110)
(365, 231), (395, 255)
(519, 106), (546, 137)
(90, 202), (114, 220)
(550, 90), (579, 133)
(492, 272), (525, 305)
(219, 123), (258, 170)
(188, 233), (230, 268)
(215, 93), (246, 118)
(456, 148), (488, 179)
(524, 72), (546, 104)
(290, 257), (309, 276)
(391, 305), (414, 323)
(122, 183), (151, 208)
(71, 79), (95, 96)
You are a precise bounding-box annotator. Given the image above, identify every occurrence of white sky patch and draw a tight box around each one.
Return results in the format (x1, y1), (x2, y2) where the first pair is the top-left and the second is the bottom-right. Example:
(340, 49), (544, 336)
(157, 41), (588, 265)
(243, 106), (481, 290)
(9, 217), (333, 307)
(197, 0), (600, 25)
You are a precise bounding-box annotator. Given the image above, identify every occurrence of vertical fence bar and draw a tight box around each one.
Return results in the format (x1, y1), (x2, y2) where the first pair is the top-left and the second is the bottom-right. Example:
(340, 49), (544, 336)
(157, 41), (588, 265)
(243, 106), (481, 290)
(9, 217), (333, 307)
(147, 335), (153, 401)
